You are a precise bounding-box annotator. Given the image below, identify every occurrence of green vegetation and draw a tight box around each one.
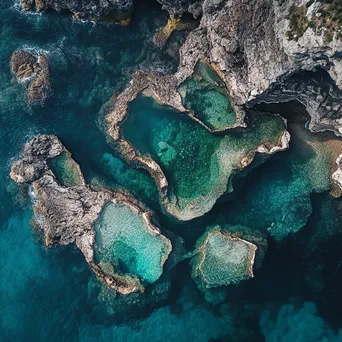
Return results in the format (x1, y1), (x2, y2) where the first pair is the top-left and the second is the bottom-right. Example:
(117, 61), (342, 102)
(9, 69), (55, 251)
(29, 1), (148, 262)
(287, 1), (342, 42)
(287, 5), (310, 41)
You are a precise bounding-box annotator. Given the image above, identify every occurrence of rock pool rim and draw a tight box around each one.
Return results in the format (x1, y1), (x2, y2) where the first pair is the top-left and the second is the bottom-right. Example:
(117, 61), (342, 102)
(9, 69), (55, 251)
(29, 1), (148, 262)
(192, 228), (257, 289)
(105, 88), (290, 221)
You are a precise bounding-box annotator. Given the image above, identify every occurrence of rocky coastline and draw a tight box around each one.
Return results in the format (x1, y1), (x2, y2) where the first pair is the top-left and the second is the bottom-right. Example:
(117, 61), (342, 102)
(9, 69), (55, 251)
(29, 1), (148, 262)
(10, 0), (342, 299)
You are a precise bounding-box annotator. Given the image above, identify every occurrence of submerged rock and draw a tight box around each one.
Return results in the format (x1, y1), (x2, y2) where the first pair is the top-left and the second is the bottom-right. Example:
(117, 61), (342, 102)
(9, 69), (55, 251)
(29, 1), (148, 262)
(10, 50), (51, 106)
(191, 227), (257, 289)
(152, 16), (198, 48)
(10, 135), (172, 295)
(214, 123), (342, 240)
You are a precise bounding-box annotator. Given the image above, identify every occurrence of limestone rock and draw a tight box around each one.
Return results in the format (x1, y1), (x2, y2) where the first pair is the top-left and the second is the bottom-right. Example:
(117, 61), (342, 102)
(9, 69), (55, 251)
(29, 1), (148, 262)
(175, 0), (342, 135)
(157, 0), (203, 18)
(191, 228), (257, 289)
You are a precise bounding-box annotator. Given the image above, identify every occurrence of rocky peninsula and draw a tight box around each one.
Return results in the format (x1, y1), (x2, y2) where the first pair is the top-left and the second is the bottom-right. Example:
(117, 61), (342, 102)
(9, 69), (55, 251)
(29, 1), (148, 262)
(10, 135), (172, 295)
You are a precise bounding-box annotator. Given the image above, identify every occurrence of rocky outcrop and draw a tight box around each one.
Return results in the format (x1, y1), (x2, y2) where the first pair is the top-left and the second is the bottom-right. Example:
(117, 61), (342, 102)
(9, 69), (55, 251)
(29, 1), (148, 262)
(11, 50), (51, 106)
(191, 227), (257, 289)
(21, 0), (133, 23)
(174, 0), (342, 135)
(332, 154), (342, 194)
(20, 0), (203, 20)
(157, 0), (203, 18)
(10, 135), (171, 295)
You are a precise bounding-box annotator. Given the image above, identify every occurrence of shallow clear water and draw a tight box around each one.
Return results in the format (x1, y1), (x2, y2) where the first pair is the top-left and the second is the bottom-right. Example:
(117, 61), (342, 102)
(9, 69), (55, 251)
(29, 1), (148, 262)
(122, 96), (285, 218)
(94, 202), (170, 283)
(2, 1), (342, 341)
(178, 61), (237, 131)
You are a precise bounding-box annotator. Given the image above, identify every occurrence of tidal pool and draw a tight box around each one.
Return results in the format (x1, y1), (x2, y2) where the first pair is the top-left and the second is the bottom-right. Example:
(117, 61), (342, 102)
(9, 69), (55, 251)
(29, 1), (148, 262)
(48, 151), (84, 187)
(94, 201), (171, 283)
(177, 61), (237, 131)
(122, 95), (287, 220)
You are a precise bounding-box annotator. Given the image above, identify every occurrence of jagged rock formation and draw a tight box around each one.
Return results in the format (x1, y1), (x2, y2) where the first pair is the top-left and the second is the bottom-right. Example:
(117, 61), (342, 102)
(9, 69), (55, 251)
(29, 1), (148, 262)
(20, 0), (203, 20)
(20, 0), (133, 23)
(19, 0), (342, 136)
(332, 154), (342, 194)
(10, 50), (51, 106)
(10, 135), (171, 295)
(157, 0), (203, 18)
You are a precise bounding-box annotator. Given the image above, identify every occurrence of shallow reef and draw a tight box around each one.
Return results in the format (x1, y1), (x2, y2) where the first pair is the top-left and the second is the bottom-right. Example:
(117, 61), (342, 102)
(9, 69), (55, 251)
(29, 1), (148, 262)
(191, 227), (257, 289)
(94, 201), (171, 284)
(120, 95), (288, 221)
(212, 122), (342, 241)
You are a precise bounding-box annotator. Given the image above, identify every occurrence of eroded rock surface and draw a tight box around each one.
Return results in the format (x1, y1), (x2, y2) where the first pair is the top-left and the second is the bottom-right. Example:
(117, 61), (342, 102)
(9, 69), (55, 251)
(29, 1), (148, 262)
(10, 135), (171, 295)
(11, 50), (51, 105)
(157, 0), (203, 18)
(21, 0), (134, 22)
(176, 0), (342, 135)
(20, 0), (203, 20)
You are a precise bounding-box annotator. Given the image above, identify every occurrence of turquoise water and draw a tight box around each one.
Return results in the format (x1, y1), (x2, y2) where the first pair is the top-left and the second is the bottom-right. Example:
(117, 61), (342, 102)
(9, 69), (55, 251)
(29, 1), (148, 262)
(122, 96), (285, 219)
(2, 0), (342, 341)
(178, 61), (237, 131)
(94, 202), (170, 283)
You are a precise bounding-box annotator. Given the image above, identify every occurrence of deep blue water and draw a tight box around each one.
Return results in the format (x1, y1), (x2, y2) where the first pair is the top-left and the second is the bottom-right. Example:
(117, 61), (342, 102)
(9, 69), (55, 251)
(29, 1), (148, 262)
(2, 1), (342, 341)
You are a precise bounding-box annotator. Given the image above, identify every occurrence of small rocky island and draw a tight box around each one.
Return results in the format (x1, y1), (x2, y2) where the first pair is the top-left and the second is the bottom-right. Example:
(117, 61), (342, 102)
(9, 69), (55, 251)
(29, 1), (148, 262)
(10, 50), (51, 106)
(191, 228), (257, 289)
